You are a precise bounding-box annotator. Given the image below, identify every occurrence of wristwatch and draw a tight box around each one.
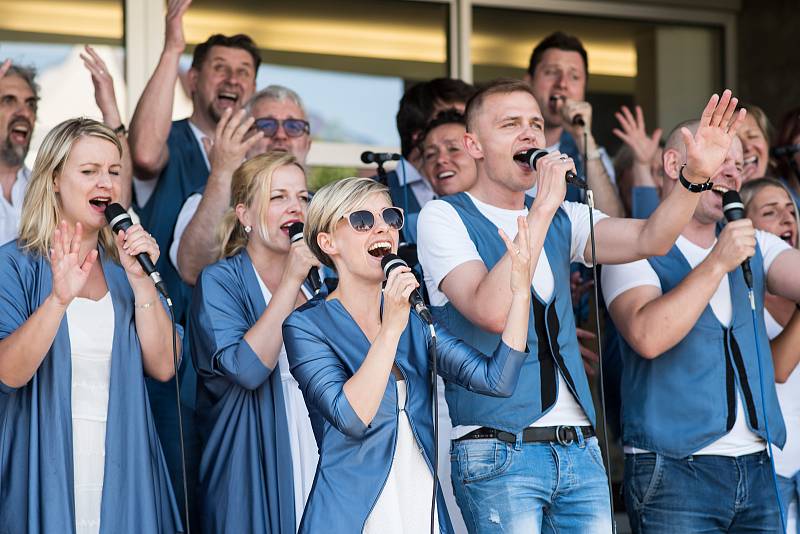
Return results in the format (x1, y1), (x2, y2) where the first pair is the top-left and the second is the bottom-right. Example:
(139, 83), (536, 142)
(679, 164), (713, 192)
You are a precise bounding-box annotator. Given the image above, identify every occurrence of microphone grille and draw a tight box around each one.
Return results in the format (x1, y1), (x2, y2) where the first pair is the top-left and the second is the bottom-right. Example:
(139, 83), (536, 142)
(360, 151), (373, 164)
(722, 190), (743, 210)
(103, 202), (128, 224)
(288, 222), (304, 242)
(380, 253), (405, 276)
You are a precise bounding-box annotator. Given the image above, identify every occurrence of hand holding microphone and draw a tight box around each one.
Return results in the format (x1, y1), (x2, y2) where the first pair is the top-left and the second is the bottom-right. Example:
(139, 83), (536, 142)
(721, 190), (756, 288)
(557, 97), (592, 132)
(382, 254), (433, 324)
(287, 222), (322, 293)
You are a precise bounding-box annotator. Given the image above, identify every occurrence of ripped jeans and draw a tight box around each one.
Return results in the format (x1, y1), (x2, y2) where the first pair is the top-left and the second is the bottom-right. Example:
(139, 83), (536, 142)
(450, 433), (612, 533)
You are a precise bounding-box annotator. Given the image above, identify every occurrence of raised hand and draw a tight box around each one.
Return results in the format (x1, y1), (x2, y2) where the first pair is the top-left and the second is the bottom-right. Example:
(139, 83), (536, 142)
(114, 224), (160, 281)
(203, 108), (263, 176)
(708, 218), (756, 274)
(381, 266), (417, 335)
(0, 59), (11, 79)
(164, 0), (192, 54)
(683, 89), (746, 183)
(612, 105), (662, 165)
(50, 222), (98, 306)
(530, 151), (571, 216)
(80, 45), (123, 128)
(284, 236), (321, 286)
(560, 98), (593, 136)
(498, 216), (534, 296)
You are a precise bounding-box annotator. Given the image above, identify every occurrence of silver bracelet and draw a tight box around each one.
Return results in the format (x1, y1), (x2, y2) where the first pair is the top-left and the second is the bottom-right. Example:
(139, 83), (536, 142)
(134, 301), (155, 310)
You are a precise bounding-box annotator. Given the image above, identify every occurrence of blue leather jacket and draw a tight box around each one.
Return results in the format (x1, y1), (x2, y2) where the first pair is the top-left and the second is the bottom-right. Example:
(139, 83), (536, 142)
(282, 297), (528, 533)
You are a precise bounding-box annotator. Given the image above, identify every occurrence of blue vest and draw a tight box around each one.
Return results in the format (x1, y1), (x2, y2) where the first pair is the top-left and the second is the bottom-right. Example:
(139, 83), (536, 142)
(619, 240), (787, 458)
(432, 192), (596, 432)
(135, 119), (209, 325)
(559, 130), (585, 203)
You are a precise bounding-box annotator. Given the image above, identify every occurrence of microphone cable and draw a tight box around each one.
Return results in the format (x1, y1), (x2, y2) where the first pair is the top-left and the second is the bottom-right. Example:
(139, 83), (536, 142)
(426, 323), (440, 534)
(746, 287), (787, 533)
(583, 127), (618, 533)
(167, 300), (192, 534)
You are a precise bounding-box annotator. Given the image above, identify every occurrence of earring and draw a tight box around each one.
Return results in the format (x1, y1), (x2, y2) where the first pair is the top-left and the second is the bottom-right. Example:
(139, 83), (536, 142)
(244, 225), (252, 234)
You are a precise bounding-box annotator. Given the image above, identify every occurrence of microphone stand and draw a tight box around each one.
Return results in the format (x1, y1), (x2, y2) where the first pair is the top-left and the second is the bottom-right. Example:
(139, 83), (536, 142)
(583, 127), (617, 533)
(376, 162), (389, 185)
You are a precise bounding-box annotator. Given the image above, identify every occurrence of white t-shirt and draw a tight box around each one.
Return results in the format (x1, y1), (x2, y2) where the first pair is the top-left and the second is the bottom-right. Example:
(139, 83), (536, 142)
(170, 193), (203, 273)
(602, 230), (791, 456)
(417, 192), (607, 436)
(0, 167), (30, 246)
(764, 309), (800, 478)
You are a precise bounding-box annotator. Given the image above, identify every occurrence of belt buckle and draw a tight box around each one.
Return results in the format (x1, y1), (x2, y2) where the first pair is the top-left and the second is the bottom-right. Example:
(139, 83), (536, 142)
(555, 425), (574, 446)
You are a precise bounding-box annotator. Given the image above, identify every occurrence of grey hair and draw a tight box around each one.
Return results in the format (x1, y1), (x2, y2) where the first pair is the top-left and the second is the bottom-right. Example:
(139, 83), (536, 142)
(5, 64), (40, 99)
(247, 84), (306, 116)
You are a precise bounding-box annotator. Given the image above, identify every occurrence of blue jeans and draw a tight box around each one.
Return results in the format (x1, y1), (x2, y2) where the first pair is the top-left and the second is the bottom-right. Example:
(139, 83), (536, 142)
(778, 472), (800, 534)
(624, 451), (781, 533)
(450, 433), (612, 533)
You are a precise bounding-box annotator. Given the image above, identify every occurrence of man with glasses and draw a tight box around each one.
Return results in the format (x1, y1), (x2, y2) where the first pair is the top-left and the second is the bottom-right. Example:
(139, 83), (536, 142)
(171, 85), (312, 285)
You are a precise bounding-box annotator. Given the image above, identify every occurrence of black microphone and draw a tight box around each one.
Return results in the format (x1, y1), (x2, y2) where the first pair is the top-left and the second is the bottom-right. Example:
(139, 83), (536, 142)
(287, 222), (322, 293)
(381, 253), (433, 324)
(361, 151), (401, 165)
(572, 114), (586, 127)
(104, 203), (171, 301)
(770, 144), (800, 158)
(513, 148), (587, 189)
(722, 190), (754, 289)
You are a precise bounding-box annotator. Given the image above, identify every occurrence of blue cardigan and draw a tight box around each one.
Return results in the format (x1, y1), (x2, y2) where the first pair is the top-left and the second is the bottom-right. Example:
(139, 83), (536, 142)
(0, 241), (182, 533)
(282, 297), (528, 533)
(189, 250), (298, 533)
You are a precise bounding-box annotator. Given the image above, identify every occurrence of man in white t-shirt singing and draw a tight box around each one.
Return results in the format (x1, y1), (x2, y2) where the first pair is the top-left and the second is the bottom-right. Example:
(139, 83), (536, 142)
(602, 122), (800, 533)
(416, 78), (745, 533)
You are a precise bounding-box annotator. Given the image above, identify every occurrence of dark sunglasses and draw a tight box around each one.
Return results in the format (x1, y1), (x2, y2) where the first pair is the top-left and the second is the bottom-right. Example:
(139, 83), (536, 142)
(253, 117), (310, 138)
(343, 207), (405, 232)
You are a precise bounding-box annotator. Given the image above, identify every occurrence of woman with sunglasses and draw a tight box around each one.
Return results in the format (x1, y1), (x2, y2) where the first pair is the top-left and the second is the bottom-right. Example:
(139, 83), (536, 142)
(282, 177), (532, 533)
(742, 178), (800, 533)
(188, 152), (321, 533)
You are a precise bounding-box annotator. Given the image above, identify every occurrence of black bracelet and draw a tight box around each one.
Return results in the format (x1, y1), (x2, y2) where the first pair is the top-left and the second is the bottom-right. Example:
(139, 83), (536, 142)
(679, 164), (713, 193)
(112, 123), (127, 136)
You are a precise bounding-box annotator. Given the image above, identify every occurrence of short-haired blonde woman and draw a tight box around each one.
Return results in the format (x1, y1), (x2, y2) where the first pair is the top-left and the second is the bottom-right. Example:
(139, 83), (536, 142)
(282, 177), (532, 533)
(742, 177), (800, 532)
(188, 152), (320, 533)
(0, 118), (183, 533)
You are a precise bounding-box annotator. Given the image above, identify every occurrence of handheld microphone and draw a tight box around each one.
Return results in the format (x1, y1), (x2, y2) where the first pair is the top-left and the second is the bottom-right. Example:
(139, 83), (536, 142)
(104, 203), (170, 301)
(287, 222), (322, 293)
(770, 144), (800, 158)
(572, 115), (586, 127)
(513, 148), (587, 189)
(381, 253), (433, 324)
(722, 190), (754, 289)
(361, 151), (401, 165)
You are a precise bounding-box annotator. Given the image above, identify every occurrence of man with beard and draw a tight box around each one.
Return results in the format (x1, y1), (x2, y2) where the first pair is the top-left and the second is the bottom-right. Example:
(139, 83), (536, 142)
(171, 85), (312, 285)
(0, 60), (37, 245)
(524, 32), (622, 217)
(128, 0), (259, 322)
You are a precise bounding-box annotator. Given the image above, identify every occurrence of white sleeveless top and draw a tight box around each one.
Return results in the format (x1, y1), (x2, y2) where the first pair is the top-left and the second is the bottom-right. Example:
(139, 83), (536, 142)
(363, 380), (439, 534)
(764, 309), (800, 478)
(66, 292), (115, 534)
(252, 265), (319, 528)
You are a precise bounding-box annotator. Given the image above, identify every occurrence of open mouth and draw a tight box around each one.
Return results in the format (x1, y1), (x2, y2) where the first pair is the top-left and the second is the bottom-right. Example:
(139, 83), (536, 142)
(711, 184), (730, 199)
(89, 196), (111, 213)
(217, 92), (240, 108)
(9, 121), (30, 144)
(513, 149), (533, 171)
(436, 170), (456, 181)
(778, 230), (796, 246)
(548, 94), (565, 114)
(280, 219), (302, 235)
(368, 241), (392, 258)
(743, 155), (758, 167)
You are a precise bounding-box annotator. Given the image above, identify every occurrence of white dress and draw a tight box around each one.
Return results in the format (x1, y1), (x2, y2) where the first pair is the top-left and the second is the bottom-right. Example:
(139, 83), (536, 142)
(66, 292), (115, 534)
(363, 380), (439, 534)
(252, 265), (319, 525)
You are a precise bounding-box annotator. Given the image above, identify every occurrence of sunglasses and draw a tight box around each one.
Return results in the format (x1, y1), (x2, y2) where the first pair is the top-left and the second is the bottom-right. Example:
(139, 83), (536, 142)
(342, 207), (404, 232)
(253, 117), (310, 138)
